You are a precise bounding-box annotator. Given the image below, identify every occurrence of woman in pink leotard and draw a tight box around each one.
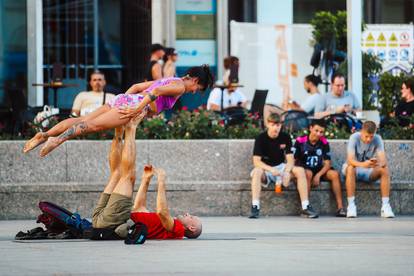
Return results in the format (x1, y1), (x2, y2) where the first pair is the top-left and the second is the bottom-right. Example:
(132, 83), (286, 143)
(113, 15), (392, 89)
(24, 65), (214, 157)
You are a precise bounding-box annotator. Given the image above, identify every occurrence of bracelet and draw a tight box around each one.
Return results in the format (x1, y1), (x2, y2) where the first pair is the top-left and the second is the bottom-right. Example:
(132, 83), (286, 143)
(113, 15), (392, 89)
(148, 93), (158, 102)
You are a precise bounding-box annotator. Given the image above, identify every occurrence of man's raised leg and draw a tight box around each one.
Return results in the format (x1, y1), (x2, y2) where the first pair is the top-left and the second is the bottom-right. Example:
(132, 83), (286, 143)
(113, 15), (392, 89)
(92, 126), (124, 227)
(112, 117), (140, 198)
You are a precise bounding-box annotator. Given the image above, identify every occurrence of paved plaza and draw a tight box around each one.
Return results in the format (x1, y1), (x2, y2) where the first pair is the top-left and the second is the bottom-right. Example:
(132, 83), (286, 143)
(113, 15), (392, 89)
(0, 216), (413, 275)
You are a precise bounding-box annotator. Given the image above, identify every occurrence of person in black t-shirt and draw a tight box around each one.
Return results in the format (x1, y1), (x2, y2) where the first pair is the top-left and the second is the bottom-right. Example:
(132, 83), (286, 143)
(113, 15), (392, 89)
(146, 44), (165, 81)
(249, 113), (319, 219)
(293, 119), (346, 217)
(394, 78), (414, 127)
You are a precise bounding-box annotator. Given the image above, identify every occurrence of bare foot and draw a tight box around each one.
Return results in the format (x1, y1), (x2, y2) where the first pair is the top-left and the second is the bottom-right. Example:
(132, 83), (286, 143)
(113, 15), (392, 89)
(39, 137), (60, 157)
(23, 132), (49, 153)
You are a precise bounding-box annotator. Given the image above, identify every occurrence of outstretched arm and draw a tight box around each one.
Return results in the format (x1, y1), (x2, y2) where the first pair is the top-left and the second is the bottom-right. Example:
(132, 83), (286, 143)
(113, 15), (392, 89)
(132, 165), (154, 213)
(125, 81), (155, 95)
(155, 168), (175, 232)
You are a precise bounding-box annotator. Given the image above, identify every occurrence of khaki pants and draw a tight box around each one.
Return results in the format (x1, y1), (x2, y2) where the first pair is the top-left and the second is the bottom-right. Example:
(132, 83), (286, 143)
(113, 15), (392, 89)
(92, 193), (132, 231)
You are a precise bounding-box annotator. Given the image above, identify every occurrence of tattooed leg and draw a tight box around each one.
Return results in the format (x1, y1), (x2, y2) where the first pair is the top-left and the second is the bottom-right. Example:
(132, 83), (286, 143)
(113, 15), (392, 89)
(24, 105), (110, 154)
(39, 121), (91, 157)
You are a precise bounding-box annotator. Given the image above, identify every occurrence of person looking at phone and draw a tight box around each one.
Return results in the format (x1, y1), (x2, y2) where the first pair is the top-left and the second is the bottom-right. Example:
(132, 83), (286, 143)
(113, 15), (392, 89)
(342, 121), (395, 218)
(319, 73), (361, 117)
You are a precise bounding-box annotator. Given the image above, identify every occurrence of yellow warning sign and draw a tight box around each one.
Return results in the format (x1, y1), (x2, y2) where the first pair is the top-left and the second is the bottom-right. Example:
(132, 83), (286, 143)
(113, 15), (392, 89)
(364, 32), (375, 47)
(389, 32), (398, 47)
(377, 32), (386, 47)
(377, 33), (386, 41)
(366, 33), (375, 41)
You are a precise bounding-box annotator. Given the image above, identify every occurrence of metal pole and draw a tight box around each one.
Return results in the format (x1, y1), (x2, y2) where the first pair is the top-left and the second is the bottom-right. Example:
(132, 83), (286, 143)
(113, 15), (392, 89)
(27, 0), (44, 107)
(347, 0), (363, 107)
(217, 0), (229, 80)
(93, 0), (98, 70)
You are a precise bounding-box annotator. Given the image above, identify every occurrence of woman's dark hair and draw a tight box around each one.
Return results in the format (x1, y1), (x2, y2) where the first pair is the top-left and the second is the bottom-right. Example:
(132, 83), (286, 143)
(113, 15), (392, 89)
(185, 64), (214, 91)
(163, 47), (176, 62)
(402, 77), (414, 94)
(223, 56), (239, 70)
(305, 74), (321, 86)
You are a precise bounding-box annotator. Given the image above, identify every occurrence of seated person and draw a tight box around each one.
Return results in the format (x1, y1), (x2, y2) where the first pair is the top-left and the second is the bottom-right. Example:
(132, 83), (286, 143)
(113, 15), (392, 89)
(293, 119), (346, 217)
(319, 73), (361, 118)
(249, 113), (319, 219)
(342, 121), (395, 218)
(207, 83), (247, 111)
(394, 78), (414, 127)
(72, 71), (115, 117)
(284, 74), (325, 118)
(92, 113), (202, 239)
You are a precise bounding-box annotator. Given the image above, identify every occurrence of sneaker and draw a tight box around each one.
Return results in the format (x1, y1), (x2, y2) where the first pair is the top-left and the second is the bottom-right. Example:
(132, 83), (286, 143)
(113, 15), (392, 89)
(249, 205), (260, 219)
(336, 208), (347, 217)
(301, 205), (319, 218)
(347, 204), (357, 218)
(381, 204), (395, 218)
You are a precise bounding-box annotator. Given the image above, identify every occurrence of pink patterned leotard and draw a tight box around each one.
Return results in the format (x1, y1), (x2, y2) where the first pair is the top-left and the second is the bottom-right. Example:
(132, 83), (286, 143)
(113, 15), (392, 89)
(108, 77), (182, 114)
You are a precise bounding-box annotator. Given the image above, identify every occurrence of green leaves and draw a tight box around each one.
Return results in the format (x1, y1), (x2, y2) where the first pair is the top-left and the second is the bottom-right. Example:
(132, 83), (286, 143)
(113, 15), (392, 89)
(378, 73), (405, 117)
(136, 108), (262, 140)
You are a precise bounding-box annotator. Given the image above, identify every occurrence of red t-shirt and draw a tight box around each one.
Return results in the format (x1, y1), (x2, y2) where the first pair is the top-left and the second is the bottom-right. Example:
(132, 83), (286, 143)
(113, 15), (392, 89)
(130, 212), (185, 239)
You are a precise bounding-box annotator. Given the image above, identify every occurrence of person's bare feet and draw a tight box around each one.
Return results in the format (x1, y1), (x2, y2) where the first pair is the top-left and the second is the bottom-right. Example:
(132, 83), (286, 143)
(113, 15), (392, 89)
(23, 132), (49, 153)
(39, 137), (60, 157)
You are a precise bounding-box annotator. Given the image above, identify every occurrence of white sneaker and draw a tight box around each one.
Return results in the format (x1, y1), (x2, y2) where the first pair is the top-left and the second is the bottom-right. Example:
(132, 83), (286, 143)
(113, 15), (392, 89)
(381, 204), (395, 218)
(347, 204), (357, 218)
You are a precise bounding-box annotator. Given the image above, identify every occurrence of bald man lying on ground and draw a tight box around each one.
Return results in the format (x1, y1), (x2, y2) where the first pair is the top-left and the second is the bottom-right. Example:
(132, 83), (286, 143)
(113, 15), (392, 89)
(92, 113), (202, 240)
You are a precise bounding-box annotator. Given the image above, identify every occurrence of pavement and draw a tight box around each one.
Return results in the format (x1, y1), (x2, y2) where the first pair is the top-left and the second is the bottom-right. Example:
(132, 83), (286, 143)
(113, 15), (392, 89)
(1, 216), (414, 276)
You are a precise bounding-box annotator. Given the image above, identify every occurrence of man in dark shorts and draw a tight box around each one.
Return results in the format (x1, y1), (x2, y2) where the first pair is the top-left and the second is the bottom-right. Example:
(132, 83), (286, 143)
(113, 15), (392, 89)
(293, 119), (346, 217)
(249, 113), (319, 219)
(92, 111), (202, 239)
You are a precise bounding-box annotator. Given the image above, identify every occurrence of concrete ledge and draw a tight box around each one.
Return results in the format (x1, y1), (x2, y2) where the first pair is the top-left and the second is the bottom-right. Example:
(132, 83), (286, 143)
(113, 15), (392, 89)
(1, 181), (413, 219)
(1, 140), (413, 219)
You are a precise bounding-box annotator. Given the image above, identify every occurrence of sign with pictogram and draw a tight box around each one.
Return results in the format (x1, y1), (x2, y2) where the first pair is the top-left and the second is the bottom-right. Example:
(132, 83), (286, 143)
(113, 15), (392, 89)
(362, 24), (413, 73)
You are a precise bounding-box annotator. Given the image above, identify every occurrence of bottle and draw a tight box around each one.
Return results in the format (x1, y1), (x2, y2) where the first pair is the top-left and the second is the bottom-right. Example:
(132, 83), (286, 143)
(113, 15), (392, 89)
(275, 174), (283, 195)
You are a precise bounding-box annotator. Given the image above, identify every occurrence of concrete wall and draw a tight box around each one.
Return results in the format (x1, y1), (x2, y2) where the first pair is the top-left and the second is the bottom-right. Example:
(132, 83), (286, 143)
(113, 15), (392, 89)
(1, 140), (413, 183)
(0, 140), (413, 219)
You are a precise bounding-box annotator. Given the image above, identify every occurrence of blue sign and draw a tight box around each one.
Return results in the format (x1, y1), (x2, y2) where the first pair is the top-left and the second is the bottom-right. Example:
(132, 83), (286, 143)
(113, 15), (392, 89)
(389, 49), (398, 61)
(176, 40), (216, 67)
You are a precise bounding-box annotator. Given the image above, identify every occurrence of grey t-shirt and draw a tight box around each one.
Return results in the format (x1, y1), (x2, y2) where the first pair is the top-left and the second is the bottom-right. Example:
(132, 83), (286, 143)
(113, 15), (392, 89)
(324, 90), (361, 110)
(347, 132), (384, 162)
(301, 93), (325, 115)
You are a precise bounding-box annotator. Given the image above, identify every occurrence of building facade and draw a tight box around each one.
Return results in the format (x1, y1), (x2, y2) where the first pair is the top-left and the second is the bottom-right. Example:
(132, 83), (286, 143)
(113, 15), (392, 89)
(0, 0), (413, 110)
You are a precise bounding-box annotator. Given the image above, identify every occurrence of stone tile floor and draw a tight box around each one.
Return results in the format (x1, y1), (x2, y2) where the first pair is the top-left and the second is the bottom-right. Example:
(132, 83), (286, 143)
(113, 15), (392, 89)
(0, 216), (413, 275)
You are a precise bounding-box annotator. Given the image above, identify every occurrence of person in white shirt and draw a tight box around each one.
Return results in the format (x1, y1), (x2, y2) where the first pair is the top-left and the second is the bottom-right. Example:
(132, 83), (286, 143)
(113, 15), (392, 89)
(71, 71), (115, 117)
(207, 84), (247, 111)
